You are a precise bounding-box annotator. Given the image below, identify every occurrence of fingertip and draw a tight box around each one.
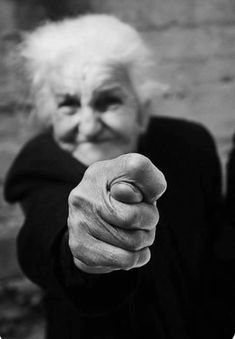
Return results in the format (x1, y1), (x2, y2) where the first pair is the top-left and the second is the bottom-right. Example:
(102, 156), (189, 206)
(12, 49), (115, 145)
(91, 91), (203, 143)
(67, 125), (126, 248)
(136, 247), (151, 268)
(156, 179), (167, 199)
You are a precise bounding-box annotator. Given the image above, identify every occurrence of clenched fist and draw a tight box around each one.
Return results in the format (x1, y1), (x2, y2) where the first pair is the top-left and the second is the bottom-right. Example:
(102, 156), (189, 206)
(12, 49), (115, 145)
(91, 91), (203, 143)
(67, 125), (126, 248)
(68, 153), (166, 274)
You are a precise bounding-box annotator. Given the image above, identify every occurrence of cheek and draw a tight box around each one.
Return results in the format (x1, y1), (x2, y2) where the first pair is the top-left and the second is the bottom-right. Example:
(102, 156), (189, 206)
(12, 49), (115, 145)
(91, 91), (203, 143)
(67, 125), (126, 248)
(103, 108), (139, 133)
(52, 112), (75, 139)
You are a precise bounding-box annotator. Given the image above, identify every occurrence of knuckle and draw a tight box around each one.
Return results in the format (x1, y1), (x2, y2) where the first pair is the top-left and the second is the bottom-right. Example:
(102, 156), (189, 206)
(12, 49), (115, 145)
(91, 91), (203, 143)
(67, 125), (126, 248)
(147, 228), (156, 246)
(68, 189), (77, 206)
(68, 236), (80, 257)
(83, 168), (92, 182)
(117, 204), (159, 230)
(68, 186), (86, 208)
(84, 162), (97, 176)
(150, 206), (160, 226)
(120, 208), (139, 228)
(124, 153), (150, 172)
(68, 235), (97, 267)
(85, 160), (106, 179)
(127, 228), (156, 250)
(142, 205), (159, 229)
(125, 205), (159, 230)
(127, 230), (145, 251)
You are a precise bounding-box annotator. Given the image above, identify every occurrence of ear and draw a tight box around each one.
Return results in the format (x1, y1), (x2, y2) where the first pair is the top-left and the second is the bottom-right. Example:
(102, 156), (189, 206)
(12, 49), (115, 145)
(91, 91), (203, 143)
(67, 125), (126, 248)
(137, 99), (151, 134)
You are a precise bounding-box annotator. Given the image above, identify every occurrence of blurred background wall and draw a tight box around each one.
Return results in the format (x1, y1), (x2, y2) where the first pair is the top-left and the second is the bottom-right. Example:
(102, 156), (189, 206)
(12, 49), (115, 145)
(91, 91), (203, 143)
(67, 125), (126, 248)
(1, 0), (235, 338)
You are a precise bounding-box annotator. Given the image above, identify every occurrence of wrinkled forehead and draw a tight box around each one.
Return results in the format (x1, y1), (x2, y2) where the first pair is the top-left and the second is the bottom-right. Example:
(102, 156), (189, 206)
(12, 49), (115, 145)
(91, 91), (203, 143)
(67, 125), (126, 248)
(49, 58), (134, 97)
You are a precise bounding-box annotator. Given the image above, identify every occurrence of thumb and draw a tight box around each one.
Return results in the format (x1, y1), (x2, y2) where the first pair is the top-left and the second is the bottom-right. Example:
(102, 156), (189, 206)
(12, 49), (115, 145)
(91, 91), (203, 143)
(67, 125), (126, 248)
(106, 153), (167, 204)
(110, 181), (143, 203)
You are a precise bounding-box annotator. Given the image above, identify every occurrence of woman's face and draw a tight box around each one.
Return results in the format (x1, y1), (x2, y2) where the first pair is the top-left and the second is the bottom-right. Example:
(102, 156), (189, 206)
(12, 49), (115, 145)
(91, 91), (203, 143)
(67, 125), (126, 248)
(50, 63), (148, 165)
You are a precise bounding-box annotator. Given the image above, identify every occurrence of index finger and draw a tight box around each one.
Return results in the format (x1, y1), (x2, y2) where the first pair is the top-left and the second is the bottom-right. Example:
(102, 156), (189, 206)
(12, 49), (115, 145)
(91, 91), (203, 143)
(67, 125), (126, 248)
(106, 153), (167, 204)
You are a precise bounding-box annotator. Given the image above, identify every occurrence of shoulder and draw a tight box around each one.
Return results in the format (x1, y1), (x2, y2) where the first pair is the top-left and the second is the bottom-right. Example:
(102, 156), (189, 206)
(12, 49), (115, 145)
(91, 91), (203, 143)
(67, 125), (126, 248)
(6, 131), (80, 172)
(5, 132), (67, 184)
(15, 132), (63, 163)
(147, 116), (216, 154)
(4, 132), (85, 203)
(139, 116), (220, 179)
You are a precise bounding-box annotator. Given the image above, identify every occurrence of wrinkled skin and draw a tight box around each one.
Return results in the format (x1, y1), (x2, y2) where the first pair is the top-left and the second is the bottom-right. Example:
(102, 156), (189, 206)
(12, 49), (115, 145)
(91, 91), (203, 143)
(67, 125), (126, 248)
(49, 61), (167, 273)
(50, 62), (149, 166)
(68, 153), (167, 274)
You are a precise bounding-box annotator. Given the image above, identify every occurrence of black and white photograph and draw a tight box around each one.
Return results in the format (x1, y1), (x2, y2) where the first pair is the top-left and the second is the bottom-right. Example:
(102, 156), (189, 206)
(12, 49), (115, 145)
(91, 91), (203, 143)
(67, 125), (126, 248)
(0, 1), (235, 338)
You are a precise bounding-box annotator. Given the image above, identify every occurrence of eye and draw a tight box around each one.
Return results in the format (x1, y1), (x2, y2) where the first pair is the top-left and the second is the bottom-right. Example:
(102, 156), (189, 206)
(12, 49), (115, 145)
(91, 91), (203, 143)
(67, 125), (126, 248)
(95, 95), (122, 112)
(58, 95), (81, 109)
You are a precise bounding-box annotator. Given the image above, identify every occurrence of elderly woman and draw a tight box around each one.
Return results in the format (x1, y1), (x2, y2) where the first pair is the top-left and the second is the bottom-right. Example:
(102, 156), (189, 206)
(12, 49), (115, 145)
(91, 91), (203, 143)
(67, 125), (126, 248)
(4, 14), (227, 339)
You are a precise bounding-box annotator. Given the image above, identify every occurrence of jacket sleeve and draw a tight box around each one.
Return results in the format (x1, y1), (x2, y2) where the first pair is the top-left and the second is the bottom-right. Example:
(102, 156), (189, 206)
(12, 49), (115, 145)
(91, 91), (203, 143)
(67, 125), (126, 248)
(17, 183), (72, 289)
(18, 182), (139, 316)
(3, 133), (139, 316)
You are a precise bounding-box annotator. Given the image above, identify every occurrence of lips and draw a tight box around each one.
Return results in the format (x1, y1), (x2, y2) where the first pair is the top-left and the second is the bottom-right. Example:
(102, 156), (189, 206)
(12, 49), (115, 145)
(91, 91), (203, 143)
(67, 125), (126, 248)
(76, 136), (116, 144)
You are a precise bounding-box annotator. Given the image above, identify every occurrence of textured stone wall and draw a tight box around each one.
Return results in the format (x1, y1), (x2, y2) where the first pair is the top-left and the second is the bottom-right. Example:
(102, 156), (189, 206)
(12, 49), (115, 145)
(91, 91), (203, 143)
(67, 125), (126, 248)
(1, 1), (235, 337)
(91, 0), (235, 173)
(1, 0), (235, 171)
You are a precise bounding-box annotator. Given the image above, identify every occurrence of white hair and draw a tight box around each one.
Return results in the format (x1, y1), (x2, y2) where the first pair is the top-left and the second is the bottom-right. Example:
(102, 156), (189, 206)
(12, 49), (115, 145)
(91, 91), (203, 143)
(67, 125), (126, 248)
(20, 14), (165, 129)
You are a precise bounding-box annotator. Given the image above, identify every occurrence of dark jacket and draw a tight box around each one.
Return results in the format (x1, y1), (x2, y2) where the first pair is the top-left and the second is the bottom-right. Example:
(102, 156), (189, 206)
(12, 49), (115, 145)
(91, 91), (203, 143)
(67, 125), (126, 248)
(221, 134), (235, 329)
(4, 117), (231, 338)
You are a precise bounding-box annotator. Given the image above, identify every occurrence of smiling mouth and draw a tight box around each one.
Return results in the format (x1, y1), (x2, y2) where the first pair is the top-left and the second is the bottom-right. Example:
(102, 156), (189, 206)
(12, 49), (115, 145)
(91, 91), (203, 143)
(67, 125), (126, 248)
(77, 137), (116, 144)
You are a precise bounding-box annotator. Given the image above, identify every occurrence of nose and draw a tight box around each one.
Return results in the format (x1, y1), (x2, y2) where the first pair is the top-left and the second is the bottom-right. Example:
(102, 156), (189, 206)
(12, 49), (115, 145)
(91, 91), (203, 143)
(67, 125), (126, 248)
(77, 107), (102, 139)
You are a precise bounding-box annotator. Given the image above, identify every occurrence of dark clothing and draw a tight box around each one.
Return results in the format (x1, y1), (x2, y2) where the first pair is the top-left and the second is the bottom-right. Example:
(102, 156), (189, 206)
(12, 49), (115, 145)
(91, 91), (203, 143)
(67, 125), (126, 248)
(220, 134), (235, 330)
(4, 117), (230, 338)
(227, 134), (235, 225)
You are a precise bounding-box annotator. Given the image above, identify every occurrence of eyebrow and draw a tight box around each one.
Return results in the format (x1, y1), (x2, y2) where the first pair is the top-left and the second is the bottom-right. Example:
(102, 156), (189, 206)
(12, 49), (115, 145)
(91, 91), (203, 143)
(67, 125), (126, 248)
(55, 92), (80, 102)
(93, 85), (126, 98)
